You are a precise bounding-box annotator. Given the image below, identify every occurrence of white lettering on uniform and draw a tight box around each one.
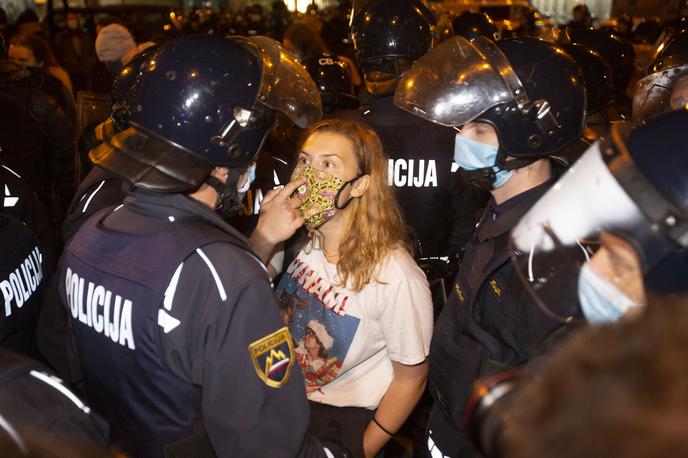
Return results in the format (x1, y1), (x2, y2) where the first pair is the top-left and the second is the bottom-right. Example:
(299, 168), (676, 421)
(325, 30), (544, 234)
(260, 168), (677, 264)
(0, 246), (43, 317)
(63, 268), (136, 350)
(388, 159), (438, 188)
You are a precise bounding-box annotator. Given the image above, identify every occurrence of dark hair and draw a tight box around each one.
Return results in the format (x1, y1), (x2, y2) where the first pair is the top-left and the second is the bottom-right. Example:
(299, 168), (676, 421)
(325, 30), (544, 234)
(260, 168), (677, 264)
(11, 33), (58, 67)
(15, 8), (39, 25)
(504, 294), (688, 458)
(283, 22), (326, 60)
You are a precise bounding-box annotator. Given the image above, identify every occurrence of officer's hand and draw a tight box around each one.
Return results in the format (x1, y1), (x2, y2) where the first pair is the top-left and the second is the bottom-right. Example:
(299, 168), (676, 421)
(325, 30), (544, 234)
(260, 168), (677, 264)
(250, 178), (305, 262)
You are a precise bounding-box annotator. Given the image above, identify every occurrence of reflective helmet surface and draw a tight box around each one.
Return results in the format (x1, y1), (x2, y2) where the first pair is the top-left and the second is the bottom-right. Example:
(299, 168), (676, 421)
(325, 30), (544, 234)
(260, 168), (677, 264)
(451, 12), (498, 41)
(110, 45), (159, 129)
(633, 30), (688, 121)
(560, 43), (615, 115)
(129, 35), (262, 167)
(111, 45), (159, 107)
(563, 27), (635, 99)
(350, 0), (434, 70)
(302, 53), (358, 111)
(510, 110), (688, 324)
(395, 36), (585, 158)
(90, 34), (322, 192)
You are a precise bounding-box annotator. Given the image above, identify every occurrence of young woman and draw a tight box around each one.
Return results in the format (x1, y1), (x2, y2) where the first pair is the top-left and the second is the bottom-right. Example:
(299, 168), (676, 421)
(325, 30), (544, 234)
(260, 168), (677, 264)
(275, 119), (433, 458)
(9, 33), (74, 95)
(8, 33), (76, 124)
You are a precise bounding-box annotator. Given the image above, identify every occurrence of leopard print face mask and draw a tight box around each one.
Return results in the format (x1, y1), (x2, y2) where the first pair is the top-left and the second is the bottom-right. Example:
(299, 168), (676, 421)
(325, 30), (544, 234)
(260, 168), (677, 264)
(291, 166), (358, 231)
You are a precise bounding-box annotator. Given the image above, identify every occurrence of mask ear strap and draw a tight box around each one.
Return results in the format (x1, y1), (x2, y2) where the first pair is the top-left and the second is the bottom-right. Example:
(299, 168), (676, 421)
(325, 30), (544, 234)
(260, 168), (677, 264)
(334, 175), (362, 210)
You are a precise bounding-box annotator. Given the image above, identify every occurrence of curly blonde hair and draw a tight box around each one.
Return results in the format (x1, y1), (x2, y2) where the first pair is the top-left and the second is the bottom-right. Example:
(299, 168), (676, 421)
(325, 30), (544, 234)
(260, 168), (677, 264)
(299, 119), (410, 291)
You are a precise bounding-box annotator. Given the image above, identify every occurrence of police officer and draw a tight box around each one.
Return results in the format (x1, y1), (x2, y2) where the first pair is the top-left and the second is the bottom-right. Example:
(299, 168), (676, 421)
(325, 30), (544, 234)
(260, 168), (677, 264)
(451, 12), (500, 41)
(1, 155), (54, 355)
(352, 0), (484, 269)
(394, 36), (585, 456)
(57, 34), (342, 458)
(0, 350), (108, 454)
(303, 52), (359, 117)
(561, 27), (635, 116)
(471, 110), (688, 458)
(511, 108), (688, 325)
(557, 43), (617, 162)
(0, 207), (49, 359)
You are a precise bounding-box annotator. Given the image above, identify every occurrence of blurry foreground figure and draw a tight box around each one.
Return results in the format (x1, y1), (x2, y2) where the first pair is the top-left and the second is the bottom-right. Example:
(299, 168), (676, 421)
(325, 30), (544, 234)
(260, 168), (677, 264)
(502, 294), (688, 458)
(511, 109), (688, 325)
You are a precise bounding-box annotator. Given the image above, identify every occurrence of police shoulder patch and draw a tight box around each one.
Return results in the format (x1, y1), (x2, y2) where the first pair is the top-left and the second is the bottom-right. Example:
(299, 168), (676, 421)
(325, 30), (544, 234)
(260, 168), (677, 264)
(249, 327), (295, 388)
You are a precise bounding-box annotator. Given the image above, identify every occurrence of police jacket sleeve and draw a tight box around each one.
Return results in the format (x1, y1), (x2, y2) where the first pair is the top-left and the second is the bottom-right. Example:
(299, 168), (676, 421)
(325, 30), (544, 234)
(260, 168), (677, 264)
(160, 244), (327, 458)
(28, 92), (76, 216)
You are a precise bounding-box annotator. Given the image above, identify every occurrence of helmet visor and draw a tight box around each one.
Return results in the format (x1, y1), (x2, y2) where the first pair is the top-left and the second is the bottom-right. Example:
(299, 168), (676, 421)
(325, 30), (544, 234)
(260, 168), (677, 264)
(244, 36), (322, 128)
(632, 63), (688, 122)
(509, 140), (648, 322)
(394, 36), (515, 127)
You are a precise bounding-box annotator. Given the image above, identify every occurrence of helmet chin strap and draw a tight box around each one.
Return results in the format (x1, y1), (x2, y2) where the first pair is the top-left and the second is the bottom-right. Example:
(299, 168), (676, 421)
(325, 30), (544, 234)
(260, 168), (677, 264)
(459, 147), (539, 191)
(204, 168), (245, 218)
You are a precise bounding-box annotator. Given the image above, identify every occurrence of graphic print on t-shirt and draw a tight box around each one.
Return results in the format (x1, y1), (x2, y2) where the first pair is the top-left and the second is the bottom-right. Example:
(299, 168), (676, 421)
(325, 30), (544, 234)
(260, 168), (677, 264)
(276, 258), (360, 394)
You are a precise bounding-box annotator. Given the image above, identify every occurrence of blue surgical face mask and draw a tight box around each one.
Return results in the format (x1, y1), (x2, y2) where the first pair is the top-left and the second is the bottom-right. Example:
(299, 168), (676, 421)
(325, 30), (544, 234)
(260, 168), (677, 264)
(577, 263), (643, 324)
(237, 162), (256, 194)
(454, 134), (513, 189)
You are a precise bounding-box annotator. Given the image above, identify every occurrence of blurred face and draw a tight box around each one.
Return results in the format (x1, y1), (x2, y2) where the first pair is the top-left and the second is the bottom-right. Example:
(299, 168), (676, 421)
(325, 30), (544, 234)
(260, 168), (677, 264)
(304, 330), (321, 355)
(8, 44), (40, 68)
(588, 232), (647, 305)
(458, 121), (500, 147)
(67, 13), (79, 30)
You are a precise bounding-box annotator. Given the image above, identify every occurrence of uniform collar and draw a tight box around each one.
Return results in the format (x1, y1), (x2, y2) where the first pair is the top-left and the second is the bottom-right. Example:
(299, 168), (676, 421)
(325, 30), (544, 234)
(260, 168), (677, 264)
(108, 188), (251, 247)
(477, 175), (556, 242)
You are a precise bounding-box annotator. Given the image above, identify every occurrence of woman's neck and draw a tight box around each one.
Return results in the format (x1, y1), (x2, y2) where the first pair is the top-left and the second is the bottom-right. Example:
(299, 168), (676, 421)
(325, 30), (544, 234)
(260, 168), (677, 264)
(316, 213), (347, 258)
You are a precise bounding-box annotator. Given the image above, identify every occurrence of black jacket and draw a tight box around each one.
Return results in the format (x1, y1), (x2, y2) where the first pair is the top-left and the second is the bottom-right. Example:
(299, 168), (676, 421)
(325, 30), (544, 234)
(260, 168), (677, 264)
(0, 63), (75, 218)
(426, 176), (575, 457)
(59, 189), (338, 458)
(362, 95), (485, 258)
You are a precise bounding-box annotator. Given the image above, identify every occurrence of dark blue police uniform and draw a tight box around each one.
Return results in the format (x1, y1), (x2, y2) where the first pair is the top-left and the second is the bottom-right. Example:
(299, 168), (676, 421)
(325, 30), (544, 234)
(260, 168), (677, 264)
(59, 189), (320, 458)
(0, 165), (51, 359)
(0, 213), (47, 358)
(426, 177), (563, 457)
(62, 165), (128, 242)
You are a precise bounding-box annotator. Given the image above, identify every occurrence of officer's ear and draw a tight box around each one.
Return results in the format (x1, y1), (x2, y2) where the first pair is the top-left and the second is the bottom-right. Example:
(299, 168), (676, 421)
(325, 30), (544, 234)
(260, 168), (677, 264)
(349, 175), (370, 198)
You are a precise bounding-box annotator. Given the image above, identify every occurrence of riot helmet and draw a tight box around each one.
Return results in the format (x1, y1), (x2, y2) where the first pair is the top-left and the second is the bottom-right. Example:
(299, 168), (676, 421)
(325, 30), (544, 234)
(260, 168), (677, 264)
(394, 36), (585, 166)
(451, 12), (499, 41)
(562, 27), (635, 103)
(510, 109), (688, 324)
(303, 53), (359, 112)
(631, 18), (663, 45)
(560, 43), (615, 117)
(633, 30), (688, 121)
(350, 0), (435, 94)
(89, 34), (322, 194)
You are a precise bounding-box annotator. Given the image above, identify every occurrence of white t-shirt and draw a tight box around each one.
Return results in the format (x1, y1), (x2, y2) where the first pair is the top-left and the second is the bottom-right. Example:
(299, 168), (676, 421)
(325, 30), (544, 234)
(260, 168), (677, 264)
(275, 247), (433, 410)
